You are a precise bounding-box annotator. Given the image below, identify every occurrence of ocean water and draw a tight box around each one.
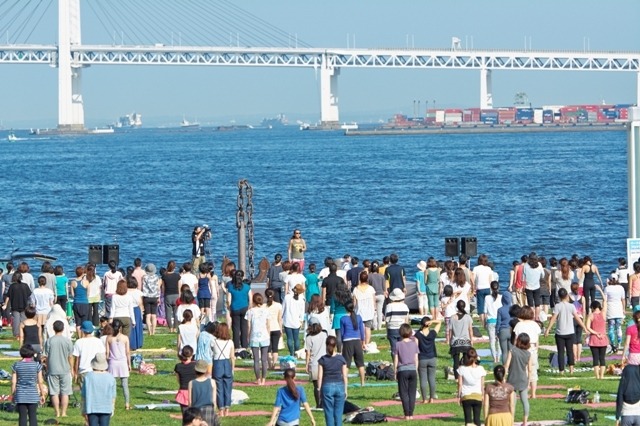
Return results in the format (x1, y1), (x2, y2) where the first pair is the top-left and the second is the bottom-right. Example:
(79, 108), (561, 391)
(0, 127), (628, 279)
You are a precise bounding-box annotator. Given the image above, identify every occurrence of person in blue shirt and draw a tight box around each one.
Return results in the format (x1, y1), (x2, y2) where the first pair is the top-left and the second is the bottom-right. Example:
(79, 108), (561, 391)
(267, 368), (316, 426)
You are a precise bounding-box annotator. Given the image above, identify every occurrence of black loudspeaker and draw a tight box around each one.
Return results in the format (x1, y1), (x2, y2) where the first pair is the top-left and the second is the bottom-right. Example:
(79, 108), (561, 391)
(445, 237), (460, 258)
(102, 244), (119, 265)
(88, 245), (103, 265)
(461, 237), (478, 257)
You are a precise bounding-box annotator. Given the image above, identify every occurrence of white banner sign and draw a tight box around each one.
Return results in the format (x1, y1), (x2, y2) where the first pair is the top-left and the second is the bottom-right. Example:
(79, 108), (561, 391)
(627, 238), (640, 266)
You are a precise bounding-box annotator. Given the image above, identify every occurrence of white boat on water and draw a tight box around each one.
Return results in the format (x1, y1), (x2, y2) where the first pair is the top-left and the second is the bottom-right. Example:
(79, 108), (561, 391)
(340, 122), (359, 131)
(7, 132), (17, 141)
(181, 116), (200, 128)
(90, 127), (115, 134)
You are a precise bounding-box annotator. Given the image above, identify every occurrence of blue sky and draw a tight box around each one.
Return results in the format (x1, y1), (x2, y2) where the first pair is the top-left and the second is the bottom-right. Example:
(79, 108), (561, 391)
(1, 0), (639, 127)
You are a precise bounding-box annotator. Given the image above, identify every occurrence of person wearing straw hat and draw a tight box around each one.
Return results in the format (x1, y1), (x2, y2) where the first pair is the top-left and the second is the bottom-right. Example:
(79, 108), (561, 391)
(385, 288), (409, 359)
(82, 352), (116, 425)
(188, 360), (219, 426)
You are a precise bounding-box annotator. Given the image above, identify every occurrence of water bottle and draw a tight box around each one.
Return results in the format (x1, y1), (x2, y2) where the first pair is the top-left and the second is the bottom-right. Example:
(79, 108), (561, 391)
(594, 391), (600, 403)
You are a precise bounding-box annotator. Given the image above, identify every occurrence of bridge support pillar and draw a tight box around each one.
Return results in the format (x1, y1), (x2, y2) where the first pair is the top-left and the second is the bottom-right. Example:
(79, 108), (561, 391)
(320, 54), (340, 127)
(58, 0), (85, 131)
(629, 107), (640, 238)
(480, 68), (493, 109)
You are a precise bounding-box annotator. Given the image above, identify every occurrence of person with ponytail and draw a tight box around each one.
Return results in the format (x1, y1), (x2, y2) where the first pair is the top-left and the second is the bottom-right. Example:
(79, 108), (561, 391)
(283, 284), (306, 357)
(394, 323), (419, 420)
(318, 336), (348, 426)
(457, 347), (487, 426)
(106, 319), (131, 410)
(339, 301), (366, 386)
(246, 292), (270, 385)
(305, 317), (327, 409)
(268, 368), (316, 426)
(450, 300), (474, 380)
(265, 288), (283, 370)
(622, 309), (640, 366)
(483, 365), (515, 426)
(484, 281), (502, 363)
(585, 299), (608, 379)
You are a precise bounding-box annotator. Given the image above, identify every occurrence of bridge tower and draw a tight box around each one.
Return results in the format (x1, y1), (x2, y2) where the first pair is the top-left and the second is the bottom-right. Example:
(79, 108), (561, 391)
(320, 54), (340, 126)
(480, 68), (493, 109)
(57, 0), (85, 131)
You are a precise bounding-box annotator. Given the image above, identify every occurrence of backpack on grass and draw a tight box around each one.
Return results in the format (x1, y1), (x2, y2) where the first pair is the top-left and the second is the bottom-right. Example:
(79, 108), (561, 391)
(566, 408), (597, 425)
(351, 410), (387, 424)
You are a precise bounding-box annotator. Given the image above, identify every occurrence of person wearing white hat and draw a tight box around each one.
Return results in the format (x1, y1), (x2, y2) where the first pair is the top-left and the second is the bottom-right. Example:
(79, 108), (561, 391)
(82, 352), (116, 425)
(384, 288), (409, 359)
(415, 261), (428, 316)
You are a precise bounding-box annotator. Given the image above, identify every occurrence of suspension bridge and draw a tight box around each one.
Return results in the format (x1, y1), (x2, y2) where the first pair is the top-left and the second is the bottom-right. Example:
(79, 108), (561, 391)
(0, 0), (638, 131)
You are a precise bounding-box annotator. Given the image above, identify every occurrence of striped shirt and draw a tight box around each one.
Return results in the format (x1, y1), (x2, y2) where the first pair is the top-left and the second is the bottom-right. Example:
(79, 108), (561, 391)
(385, 301), (409, 330)
(12, 360), (42, 404)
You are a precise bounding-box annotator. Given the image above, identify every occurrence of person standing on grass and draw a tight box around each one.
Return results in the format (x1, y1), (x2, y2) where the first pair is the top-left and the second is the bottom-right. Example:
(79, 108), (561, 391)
(484, 281), (502, 364)
(425, 257), (441, 321)
(106, 319), (132, 410)
(512, 306), (540, 398)
(195, 322), (218, 377)
(246, 293), (270, 385)
(175, 345), (197, 414)
(606, 277), (627, 354)
(283, 284), (306, 356)
(267, 368), (316, 426)
(178, 310), (200, 356)
(82, 353), (116, 426)
(586, 299), (608, 379)
(265, 288), (283, 370)
(72, 321), (106, 385)
(318, 336), (348, 426)
(12, 344), (45, 426)
(496, 292), (514, 365)
(196, 263), (214, 321)
(505, 333), (532, 426)
(340, 302), (366, 386)
(227, 270), (251, 350)
(394, 323), (419, 420)
(545, 288), (586, 374)
(32, 275), (54, 329)
(616, 363), (640, 426)
(109, 279), (135, 338)
(188, 360), (220, 426)
(415, 260), (428, 316)
(352, 270), (375, 347)
(483, 365), (515, 426)
(415, 317), (441, 404)
(19, 306), (42, 355)
(623, 309), (640, 366)
(127, 278), (144, 351)
(42, 320), (73, 419)
(142, 263), (160, 336)
(305, 317), (327, 409)
(385, 288), (410, 359)
(450, 300), (474, 380)
(5, 272), (32, 339)
(368, 261), (386, 331)
(457, 347), (486, 426)
(212, 323), (234, 418)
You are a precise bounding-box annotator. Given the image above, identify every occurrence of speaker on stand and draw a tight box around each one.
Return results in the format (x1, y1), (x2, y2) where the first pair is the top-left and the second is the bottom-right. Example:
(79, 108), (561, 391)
(102, 244), (120, 265)
(88, 245), (103, 265)
(461, 237), (478, 257)
(444, 237), (460, 258)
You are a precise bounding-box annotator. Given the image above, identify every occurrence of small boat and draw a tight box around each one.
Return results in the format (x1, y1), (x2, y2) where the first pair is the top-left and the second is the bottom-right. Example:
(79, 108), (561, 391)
(29, 128), (40, 135)
(340, 122), (359, 131)
(7, 132), (17, 141)
(89, 127), (115, 134)
(181, 116), (200, 128)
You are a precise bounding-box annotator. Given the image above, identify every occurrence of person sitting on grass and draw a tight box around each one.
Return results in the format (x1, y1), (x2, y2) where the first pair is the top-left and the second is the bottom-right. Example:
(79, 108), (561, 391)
(267, 368), (316, 426)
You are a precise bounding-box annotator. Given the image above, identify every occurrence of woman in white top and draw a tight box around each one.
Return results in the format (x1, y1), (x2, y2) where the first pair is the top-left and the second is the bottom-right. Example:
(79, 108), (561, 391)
(284, 263), (306, 295)
(452, 268), (471, 313)
(212, 323), (235, 417)
(282, 284), (306, 357)
(246, 293), (270, 385)
(473, 254), (494, 324)
(483, 281), (502, 363)
(352, 270), (376, 346)
(175, 290), (201, 328)
(109, 279), (135, 337)
(457, 347), (487, 426)
(523, 253), (545, 321)
(264, 288), (283, 370)
(605, 279), (627, 353)
(554, 258), (574, 299)
(84, 263), (103, 326)
(178, 309), (199, 356)
(32, 276), (54, 328)
(512, 306), (541, 398)
(307, 294), (332, 336)
(44, 304), (71, 341)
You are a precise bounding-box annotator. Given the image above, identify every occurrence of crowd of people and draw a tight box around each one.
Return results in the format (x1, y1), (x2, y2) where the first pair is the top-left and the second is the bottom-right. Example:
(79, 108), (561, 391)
(2, 228), (640, 426)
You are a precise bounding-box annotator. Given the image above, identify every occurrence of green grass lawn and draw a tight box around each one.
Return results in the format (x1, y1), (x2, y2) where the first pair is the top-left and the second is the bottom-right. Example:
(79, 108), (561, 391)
(0, 319), (621, 426)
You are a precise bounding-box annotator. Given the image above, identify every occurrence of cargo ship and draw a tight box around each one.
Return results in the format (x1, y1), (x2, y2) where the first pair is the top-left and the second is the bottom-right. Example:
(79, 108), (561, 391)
(260, 114), (288, 128)
(382, 103), (632, 129)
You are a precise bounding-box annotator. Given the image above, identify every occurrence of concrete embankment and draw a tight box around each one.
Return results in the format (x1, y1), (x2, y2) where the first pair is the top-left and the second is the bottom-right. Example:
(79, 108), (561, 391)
(345, 123), (627, 136)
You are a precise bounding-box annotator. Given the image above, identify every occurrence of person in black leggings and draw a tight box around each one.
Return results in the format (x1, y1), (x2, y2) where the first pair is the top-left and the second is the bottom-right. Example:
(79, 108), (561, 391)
(581, 256), (602, 315)
(544, 288), (587, 374)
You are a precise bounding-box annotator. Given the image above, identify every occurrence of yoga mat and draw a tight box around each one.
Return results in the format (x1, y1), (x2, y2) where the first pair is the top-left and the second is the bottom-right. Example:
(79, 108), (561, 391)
(550, 376), (622, 381)
(146, 390), (176, 395)
(269, 371), (309, 377)
(537, 385), (566, 390)
(235, 381), (285, 387)
(226, 410), (271, 417)
(134, 403), (181, 410)
(516, 421), (566, 426)
(586, 402), (616, 408)
(385, 413), (455, 422)
(531, 393), (565, 399)
(348, 382), (397, 388)
(476, 348), (492, 357)
(2, 351), (19, 357)
(0, 344), (11, 349)
(371, 398), (463, 406)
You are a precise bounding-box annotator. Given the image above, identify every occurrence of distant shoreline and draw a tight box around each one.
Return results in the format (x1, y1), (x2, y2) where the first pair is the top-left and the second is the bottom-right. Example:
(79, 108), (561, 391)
(345, 123), (627, 136)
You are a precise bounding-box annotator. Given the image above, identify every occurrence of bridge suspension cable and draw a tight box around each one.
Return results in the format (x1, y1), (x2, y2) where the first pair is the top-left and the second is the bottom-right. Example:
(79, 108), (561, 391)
(0, 0), (53, 44)
(84, 0), (312, 48)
